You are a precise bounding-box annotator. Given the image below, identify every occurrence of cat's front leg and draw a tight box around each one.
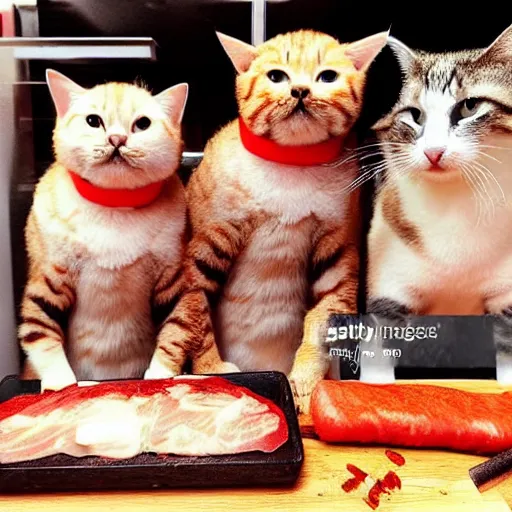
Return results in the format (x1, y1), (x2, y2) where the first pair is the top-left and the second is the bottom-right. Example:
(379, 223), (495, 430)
(189, 291), (239, 375)
(289, 307), (333, 415)
(289, 218), (360, 415)
(182, 217), (257, 375)
(146, 262), (189, 379)
(148, 287), (239, 378)
(486, 294), (512, 385)
(493, 310), (512, 385)
(147, 218), (247, 380)
(362, 298), (412, 384)
(19, 262), (77, 391)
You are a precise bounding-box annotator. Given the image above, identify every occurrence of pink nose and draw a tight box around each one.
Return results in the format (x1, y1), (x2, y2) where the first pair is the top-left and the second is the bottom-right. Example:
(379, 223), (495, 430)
(424, 147), (446, 166)
(108, 134), (127, 148)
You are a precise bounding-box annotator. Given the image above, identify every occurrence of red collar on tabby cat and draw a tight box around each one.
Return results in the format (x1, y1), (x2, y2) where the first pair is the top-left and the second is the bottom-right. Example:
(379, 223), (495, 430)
(238, 116), (344, 165)
(69, 171), (165, 208)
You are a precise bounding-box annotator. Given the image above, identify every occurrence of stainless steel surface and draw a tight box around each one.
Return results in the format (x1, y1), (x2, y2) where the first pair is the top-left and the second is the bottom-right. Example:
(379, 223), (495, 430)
(15, 0), (40, 37)
(183, 151), (204, 160)
(0, 46), (20, 378)
(0, 37), (157, 61)
(251, 0), (266, 45)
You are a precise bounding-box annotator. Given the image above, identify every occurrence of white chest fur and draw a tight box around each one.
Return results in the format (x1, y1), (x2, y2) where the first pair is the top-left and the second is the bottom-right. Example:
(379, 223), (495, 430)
(33, 170), (186, 380)
(370, 142), (512, 315)
(215, 218), (314, 373)
(218, 138), (357, 223)
(399, 165), (512, 275)
(214, 138), (357, 372)
(45, 173), (185, 270)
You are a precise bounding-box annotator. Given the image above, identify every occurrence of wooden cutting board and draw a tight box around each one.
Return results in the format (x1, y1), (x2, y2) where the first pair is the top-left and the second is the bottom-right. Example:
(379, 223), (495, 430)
(0, 438), (508, 512)
(297, 379), (512, 511)
(300, 441), (510, 511)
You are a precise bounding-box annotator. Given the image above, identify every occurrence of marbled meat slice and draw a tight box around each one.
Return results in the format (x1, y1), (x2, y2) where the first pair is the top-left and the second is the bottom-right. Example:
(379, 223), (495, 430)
(0, 376), (289, 463)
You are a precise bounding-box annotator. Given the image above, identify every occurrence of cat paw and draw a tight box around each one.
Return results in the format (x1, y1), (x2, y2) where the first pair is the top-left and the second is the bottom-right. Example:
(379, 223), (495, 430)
(289, 369), (323, 416)
(496, 363), (512, 386)
(144, 359), (179, 380)
(359, 365), (396, 384)
(41, 371), (77, 392)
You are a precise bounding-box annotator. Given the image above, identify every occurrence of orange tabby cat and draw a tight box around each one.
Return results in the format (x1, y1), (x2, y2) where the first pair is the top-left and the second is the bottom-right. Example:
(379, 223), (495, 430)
(19, 70), (231, 391)
(145, 30), (387, 412)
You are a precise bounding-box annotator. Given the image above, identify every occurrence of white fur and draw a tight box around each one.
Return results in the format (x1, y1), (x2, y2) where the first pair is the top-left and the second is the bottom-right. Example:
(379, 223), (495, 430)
(370, 134), (512, 315)
(496, 352), (512, 385)
(213, 134), (357, 373)
(144, 355), (180, 380)
(33, 167), (186, 381)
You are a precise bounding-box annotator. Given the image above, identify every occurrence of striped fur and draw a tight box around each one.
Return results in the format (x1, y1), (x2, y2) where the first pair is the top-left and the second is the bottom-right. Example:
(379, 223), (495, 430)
(19, 72), (227, 391)
(154, 30), (387, 413)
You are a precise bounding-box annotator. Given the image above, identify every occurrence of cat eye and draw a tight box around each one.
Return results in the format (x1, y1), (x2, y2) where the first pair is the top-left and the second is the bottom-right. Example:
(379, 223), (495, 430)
(450, 98), (485, 125)
(267, 70), (289, 83)
(132, 116), (152, 132)
(459, 98), (481, 119)
(316, 70), (339, 83)
(86, 114), (103, 128)
(406, 107), (423, 125)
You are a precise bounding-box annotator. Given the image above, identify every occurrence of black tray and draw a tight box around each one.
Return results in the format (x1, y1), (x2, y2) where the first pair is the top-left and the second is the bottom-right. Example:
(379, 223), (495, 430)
(0, 371), (304, 493)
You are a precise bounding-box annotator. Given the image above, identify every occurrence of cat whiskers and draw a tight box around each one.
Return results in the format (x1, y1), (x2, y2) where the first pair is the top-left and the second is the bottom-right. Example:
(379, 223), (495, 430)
(459, 164), (486, 227)
(386, 156), (418, 183)
(467, 144), (506, 199)
(460, 162), (502, 227)
(342, 153), (414, 194)
(466, 141), (504, 166)
(466, 142), (507, 208)
(476, 144), (512, 152)
(306, 148), (380, 192)
(356, 141), (408, 152)
(473, 150), (501, 165)
(323, 141), (407, 168)
(342, 162), (387, 195)
(93, 147), (110, 158)
(315, 141), (412, 195)
(119, 149), (145, 169)
(473, 161), (505, 201)
(460, 164), (487, 227)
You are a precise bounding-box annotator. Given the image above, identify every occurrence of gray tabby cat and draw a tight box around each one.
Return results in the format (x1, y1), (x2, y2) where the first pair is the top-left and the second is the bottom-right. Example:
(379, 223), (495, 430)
(363, 24), (512, 383)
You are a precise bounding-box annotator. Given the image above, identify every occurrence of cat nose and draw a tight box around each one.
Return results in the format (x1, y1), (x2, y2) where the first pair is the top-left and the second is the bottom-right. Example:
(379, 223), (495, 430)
(291, 87), (310, 99)
(108, 134), (127, 148)
(424, 147), (446, 165)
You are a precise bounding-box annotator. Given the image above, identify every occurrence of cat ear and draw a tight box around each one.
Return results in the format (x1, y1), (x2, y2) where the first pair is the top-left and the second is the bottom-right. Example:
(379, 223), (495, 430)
(345, 30), (389, 71)
(46, 69), (86, 118)
(155, 83), (189, 125)
(216, 32), (258, 74)
(479, 24), (512, 61)
(387, 36), (417, 75)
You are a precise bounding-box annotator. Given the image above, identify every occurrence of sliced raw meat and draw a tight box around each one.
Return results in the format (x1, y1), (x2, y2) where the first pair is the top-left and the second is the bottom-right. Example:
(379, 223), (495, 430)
(0, 376), (288, 463)
(311, 380), (512, 455)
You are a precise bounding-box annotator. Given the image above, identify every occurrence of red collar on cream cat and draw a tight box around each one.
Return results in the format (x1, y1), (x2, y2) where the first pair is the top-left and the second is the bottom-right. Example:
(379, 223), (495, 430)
(238, 117), (344, 166)
(69, 171), (164, 208)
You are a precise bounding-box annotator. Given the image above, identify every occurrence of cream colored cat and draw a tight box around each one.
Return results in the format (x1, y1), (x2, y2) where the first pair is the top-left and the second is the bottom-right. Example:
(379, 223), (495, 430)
(19, 70), (230, 391)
